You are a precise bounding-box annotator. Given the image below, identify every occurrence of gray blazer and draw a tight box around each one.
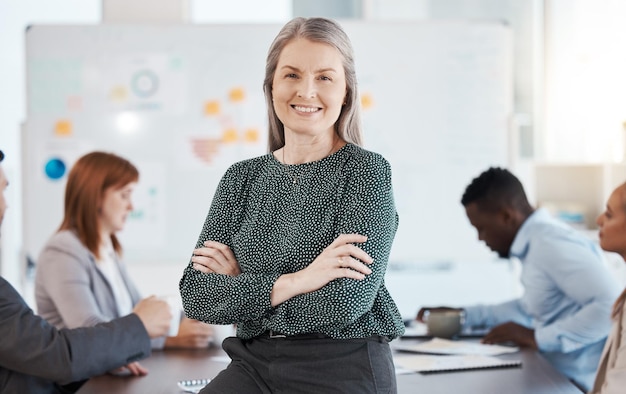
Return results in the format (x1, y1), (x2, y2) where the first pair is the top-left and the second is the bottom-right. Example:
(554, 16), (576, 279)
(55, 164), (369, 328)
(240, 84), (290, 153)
(35, 230), (166, 348)
(589, 300), (626, 394)
(0, 276), (151, 393)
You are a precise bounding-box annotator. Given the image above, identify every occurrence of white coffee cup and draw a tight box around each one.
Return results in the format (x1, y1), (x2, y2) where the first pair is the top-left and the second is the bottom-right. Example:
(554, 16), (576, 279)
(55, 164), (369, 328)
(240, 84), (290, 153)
(159, 295), (181, 336)
(211, 324), (236, 347)
(426, 310), (464, 339)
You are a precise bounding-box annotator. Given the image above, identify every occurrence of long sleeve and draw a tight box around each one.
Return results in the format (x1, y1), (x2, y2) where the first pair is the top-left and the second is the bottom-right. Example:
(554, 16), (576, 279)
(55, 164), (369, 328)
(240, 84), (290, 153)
(180, 144), (404, 339)
(464, 244), (618, 354)
(180, 162), (283, 325)
(531, 237), (619, 354)
(270, 154), (400, 335)
(464, 211), (619, 354)
(464, 298), (532, 329)
(36, 231), (118, 329)
(462, 210), (618, 391)
(0, 277), (151, 389)
(36, 231), (168, 350)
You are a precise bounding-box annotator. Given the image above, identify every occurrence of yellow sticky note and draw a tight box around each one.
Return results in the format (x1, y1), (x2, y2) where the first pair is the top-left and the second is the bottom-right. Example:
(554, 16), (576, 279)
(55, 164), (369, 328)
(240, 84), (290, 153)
(360, 93), (374, 110)
(222, 128), (238, 143)
(229, 87), (245, 103)
(243, 128), (259, 143)
(55, 120), (72, 136)
(204, 101), (221, 115)
(109, 86), (127, 102)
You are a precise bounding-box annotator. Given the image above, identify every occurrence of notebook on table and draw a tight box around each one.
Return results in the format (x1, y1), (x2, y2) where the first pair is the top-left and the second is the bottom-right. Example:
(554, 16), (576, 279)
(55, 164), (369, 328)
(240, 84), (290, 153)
(394, 354), (522, 373)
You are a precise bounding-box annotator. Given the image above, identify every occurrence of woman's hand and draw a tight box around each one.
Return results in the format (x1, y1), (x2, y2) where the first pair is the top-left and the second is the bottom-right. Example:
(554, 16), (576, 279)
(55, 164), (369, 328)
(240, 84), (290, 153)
(302, 233), (373, 285)
(270, 234), (373, 306)
(191, 241), (241, 276)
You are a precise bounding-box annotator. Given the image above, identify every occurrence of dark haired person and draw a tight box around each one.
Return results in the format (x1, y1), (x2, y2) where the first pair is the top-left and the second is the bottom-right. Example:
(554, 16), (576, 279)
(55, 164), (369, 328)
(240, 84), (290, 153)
(0, 150), (173, 393)
(418, 167), (621, 391)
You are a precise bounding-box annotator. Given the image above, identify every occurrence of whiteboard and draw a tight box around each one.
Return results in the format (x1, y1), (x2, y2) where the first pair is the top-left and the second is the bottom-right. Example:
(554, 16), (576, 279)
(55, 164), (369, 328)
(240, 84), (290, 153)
(22, 21), (511, 268)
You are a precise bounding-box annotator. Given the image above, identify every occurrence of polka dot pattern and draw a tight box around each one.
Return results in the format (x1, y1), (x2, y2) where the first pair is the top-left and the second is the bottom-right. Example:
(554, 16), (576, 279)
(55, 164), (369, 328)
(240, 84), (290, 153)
(180, 143), (405, 340)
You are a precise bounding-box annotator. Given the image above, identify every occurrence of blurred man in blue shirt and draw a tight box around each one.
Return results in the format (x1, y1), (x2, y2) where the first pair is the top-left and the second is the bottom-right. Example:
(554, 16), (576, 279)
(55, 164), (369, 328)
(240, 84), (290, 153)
(418, 167), (621, 391)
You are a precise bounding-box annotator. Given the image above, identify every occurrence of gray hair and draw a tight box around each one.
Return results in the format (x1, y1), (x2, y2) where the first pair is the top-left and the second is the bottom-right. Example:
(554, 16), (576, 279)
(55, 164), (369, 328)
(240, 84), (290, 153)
(263, 17), (363, 152)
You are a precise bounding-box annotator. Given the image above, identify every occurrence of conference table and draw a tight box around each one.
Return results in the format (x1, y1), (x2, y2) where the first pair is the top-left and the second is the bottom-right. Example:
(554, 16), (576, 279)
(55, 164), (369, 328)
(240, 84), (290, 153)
(78, 339), (582, 394)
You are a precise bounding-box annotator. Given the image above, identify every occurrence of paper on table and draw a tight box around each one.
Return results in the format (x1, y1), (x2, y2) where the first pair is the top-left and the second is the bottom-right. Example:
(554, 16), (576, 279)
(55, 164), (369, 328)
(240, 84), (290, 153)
(394, 366), (417, 375)
(402, 321), (428, 337)
(394, 354), (522, 373)
(394, 337), (519, 356)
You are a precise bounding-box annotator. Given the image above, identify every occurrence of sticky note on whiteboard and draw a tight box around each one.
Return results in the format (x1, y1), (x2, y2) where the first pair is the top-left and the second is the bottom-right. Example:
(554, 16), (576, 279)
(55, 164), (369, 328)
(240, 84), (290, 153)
(204, 101), (220, 115)
(229, 87), (245, 103)
(54, 120), (72, 136)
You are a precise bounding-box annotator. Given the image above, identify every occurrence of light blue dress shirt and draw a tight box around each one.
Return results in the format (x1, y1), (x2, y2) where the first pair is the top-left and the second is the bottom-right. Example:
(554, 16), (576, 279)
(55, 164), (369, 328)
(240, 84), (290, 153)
(463, 208), (621, 391)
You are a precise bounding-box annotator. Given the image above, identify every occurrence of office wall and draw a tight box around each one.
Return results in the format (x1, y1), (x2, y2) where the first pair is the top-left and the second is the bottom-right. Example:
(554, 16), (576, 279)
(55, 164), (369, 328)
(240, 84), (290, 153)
(0, 0), (101, 289)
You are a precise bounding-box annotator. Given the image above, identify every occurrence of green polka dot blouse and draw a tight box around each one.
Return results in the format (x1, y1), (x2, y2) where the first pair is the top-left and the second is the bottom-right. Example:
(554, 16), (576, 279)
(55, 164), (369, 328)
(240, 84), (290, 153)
(179, 143), (405, 340)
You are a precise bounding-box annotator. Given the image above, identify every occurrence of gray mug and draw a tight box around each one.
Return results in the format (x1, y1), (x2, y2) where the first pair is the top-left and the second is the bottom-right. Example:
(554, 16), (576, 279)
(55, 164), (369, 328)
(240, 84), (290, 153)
(426, 310), (465, 338)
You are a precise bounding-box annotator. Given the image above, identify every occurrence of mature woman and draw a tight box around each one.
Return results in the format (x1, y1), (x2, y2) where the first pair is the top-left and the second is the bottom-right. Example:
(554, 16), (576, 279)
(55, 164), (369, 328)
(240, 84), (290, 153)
(180, 17), (404, 393)
(35, 151), (213, 376)
(590, 183), (626, 393)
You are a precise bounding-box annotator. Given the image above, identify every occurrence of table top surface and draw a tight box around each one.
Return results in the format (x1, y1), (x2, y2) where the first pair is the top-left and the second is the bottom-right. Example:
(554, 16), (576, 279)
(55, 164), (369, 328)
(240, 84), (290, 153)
(77, 338), (582, 394)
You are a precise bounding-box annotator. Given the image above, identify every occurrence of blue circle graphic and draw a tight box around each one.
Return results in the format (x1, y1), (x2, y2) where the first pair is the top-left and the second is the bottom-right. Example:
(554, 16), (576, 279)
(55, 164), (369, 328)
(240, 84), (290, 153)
(131, 69), (159, 98)
(45, 158), (66, 180)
